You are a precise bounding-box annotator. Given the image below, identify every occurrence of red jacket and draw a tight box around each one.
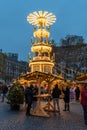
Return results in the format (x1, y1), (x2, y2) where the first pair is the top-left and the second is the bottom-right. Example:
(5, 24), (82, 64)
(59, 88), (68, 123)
(81, 87), (87, 106)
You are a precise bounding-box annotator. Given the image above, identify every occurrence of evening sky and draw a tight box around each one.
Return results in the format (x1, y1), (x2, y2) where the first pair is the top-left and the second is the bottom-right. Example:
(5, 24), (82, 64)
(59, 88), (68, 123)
(0, 0), (87, 61)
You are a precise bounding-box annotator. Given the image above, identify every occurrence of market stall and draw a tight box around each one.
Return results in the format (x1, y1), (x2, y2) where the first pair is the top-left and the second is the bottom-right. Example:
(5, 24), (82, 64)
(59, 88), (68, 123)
(19, 71), (63, 117)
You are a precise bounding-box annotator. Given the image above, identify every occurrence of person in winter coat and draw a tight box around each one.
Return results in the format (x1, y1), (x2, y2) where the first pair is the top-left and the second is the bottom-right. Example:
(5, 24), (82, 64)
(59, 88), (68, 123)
(62, 86), (70, 111)
(52, 84), (61, 113)
(81, 84), (87, 125)
(32, 84), (38, 110)
(1, 83), (8, 102)
(70, 87), (75, 102)
(75, 86), (80, 101)
(25, 84), (33, 116)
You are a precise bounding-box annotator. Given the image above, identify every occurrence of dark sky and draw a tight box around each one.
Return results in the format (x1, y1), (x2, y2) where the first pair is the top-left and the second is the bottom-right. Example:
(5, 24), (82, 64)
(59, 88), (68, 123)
(0, 0), (87, 61)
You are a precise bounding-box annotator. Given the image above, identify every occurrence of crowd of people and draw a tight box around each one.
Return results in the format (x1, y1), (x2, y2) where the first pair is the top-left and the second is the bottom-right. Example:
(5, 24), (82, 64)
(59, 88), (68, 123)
(52, 83), (87, 125)
(0, 82), (87, 125)
(51, 84), (81, 113)
(24, 82), (87, 125)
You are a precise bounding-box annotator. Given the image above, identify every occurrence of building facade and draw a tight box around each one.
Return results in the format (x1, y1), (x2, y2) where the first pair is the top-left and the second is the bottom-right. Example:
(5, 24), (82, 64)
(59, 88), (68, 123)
(60, 35), (84, 46)
(0, 51), (29, 83)
(52, 43), (87, 80)
(0, 50), (6, 82)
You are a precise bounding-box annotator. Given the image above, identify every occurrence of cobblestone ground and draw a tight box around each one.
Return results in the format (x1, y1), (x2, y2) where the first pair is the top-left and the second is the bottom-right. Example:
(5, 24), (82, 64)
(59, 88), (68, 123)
(0, 97), (87, 130)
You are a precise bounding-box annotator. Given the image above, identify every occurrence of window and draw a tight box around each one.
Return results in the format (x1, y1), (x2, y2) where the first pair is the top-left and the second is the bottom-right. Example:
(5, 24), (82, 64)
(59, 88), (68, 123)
(44, 66), (51, 73)
(34, 65), (39, 71)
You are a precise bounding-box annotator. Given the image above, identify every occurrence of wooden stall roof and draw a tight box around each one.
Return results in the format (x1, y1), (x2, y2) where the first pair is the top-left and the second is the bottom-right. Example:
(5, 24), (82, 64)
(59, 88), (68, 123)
(76, 74), (87, 81)
(19, 71), (64, 84)
(75, 73), (87, 84)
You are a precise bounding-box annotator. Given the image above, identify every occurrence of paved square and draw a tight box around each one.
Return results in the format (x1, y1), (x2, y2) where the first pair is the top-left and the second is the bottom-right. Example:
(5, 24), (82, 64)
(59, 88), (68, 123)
(0, 98), (87, 130)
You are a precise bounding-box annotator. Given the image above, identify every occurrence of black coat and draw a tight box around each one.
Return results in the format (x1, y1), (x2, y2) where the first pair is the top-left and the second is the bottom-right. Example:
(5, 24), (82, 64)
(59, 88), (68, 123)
(33, 87), (38, 101)
(52, 87), (61, 98)
(75, 87), (80, 96)
(63, 87), (70, 103)
(2, 85), (8, 94)
(25, 87), (33, 104)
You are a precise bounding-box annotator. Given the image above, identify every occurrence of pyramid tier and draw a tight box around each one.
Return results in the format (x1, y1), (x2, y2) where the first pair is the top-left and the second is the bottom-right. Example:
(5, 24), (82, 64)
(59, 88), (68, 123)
(29, 61), (54, 73)
(31, 44), (52, 53)
(34, 29), (50, 38)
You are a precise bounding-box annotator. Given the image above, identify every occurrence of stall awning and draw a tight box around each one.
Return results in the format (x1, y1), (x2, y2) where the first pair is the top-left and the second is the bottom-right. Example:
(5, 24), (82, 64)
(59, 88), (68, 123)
(18, 71), (64, 84)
